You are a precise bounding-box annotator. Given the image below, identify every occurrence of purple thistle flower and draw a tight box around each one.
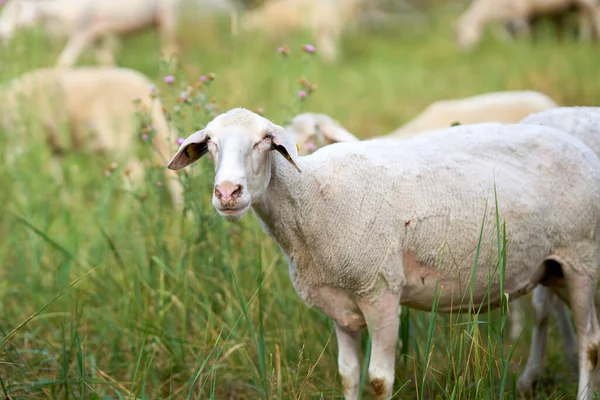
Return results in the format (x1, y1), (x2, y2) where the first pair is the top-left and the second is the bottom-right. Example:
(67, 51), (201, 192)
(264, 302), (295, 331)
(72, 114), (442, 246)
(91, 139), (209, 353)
(302, 44), (315, 54)
(200, 75), (207, 82)
(156, 181), (163, 187)
(142, 134), (149, 141)
(164, 75), (175, 84)
(277, 47), (285, 53)
(298, 90), (307, 99)
(307, 143), (317, 152)
(176, 137), (185, 145)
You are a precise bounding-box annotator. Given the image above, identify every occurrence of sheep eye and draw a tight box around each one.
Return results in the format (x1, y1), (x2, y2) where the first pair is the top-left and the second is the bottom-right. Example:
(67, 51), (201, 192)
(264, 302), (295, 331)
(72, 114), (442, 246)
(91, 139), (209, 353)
(263, 133), (273, 141)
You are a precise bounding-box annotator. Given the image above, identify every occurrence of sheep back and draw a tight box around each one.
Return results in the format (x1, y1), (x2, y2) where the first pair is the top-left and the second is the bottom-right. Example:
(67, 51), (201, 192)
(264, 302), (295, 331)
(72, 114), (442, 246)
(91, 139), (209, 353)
(520, 106), (600, 157)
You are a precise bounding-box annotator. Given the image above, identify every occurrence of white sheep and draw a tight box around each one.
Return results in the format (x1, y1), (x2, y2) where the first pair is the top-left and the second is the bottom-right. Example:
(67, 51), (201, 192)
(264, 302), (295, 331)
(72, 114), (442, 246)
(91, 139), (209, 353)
(287, 90), (559, 338)
(516, 106), (600, 392)
(1, 66), (183, 209)
(240, 0), (362, 62)
(456, 0), (600, 50)
(286, 111), (537, 341)
(167, 107), (600, 400)
(0, 0), (235, 67)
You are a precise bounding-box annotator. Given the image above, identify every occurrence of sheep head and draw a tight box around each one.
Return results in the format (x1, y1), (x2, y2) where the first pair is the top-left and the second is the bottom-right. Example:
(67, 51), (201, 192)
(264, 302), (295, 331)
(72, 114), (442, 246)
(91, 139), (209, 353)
(167, 107), (301, 221)
(285, 113), (359, 155)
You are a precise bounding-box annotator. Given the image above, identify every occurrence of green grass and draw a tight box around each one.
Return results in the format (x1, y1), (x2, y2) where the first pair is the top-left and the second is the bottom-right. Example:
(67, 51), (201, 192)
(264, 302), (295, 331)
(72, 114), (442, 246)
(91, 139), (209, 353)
(0, 5), (595, 399)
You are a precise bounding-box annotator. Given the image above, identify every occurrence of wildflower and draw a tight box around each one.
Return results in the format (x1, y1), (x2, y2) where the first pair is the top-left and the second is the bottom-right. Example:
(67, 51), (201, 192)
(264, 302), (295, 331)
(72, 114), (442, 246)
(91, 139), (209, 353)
(176, 137), (185, 145)
(302, 44), (315, 54)
(142, 134), (149, 141)
(255, 107), (265, 115)
(298, 91), (307, 99)
(156, 181), (163, 187)
(164, 75), (175, 84)
(179, 91), (188, 103)
(208, 72), (215, 80)
(195, 82), (204, 89)
(109, 162), (118, 170)
(200, 75), (207, 82)
(307, 143), (317, 152)
(104, 169), (111, 177)
(174, 105), (181, 112)
(277, 46), (290, 56)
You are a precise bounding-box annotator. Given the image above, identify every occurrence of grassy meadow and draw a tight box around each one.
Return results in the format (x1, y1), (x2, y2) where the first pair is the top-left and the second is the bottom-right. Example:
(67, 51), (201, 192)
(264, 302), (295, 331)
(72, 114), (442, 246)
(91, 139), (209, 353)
(0, 2), (599, 399)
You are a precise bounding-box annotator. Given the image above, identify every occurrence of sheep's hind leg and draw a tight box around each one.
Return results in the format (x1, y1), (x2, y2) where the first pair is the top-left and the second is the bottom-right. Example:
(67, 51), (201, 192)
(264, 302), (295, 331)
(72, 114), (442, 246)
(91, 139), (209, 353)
(358, 291), (400, 400)
(554, 295), (579, 376)
(334, 323), (362, 400)
(550, 249), (600, 400)
(508, 297), (526, 341)
(517, 285), (553, 394)
(564, 272), (600, 400)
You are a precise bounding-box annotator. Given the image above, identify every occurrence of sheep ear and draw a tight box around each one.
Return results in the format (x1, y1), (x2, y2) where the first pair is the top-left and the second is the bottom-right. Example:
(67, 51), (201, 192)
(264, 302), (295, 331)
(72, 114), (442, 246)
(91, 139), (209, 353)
(318, 121), (359, 144)
(167, 130), (209, 170)
(271, 124), (302, 173)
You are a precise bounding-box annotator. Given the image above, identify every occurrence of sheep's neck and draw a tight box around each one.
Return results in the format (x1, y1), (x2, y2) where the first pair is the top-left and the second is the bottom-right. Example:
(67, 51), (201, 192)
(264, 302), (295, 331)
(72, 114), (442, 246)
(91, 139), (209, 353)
(252, 153), (304, 254)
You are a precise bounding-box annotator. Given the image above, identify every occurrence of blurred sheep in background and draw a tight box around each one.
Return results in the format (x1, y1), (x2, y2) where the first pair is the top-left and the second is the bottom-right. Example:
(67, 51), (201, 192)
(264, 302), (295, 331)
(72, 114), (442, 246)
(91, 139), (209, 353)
(0, 0), (237, 67)
(0, 66), (185, 209)
(456, 0), (600, 50)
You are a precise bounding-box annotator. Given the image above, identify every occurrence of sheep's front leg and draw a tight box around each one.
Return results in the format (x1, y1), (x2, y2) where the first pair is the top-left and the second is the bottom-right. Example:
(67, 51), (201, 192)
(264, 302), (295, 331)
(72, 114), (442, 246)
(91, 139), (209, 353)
(517, 285), (553, 395)
(334, 322), (362, 400)
(56, 30), (98, 67)
(358, 291), (400, 400)
(94, 34), (120, 66)
(156, 4), (179, 60)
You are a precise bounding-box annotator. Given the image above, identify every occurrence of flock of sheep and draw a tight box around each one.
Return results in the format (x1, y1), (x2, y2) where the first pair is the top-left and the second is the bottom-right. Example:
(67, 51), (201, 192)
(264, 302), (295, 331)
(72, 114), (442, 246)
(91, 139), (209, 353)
(3, 0), (600, 399)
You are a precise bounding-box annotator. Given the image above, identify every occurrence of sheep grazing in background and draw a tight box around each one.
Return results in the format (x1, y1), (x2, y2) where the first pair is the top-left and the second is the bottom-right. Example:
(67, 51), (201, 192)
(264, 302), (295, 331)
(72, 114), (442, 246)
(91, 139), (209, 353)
(456, 0), (600, 50)
(167, 107), (600, 400)
(240, 0), (363, 62)
(285, 112), (359, 155)
(387, 90), (559, 139)
(0, 0), (236, 67)
(1, 66), (184, 209)
(287, 90), (559, 153)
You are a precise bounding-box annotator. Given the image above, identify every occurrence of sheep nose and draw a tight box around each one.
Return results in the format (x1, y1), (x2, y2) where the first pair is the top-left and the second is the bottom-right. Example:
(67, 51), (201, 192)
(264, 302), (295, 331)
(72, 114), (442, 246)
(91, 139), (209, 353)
(215, 182), (242, 205)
